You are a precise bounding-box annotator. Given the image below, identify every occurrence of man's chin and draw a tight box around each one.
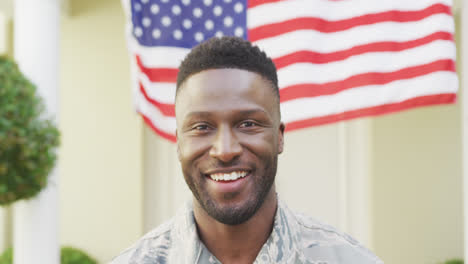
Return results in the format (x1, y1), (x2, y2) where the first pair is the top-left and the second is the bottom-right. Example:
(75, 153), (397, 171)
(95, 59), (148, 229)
(202, 198), (261, 225)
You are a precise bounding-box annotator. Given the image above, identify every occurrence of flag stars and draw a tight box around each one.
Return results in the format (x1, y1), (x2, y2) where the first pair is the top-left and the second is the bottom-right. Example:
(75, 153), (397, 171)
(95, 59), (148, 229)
(224, 16), (233, 27)
(205, 20), (214, 30)
(161, 16), (171, 27)
(235, 27), (243, 37)
(173, 29), (183, 40)
(172, 5), (181, 15)
(213, 6), (222, 16)
(193, 7), (203, 18)
(142, 17), (151, 27)
(134, 3), (142, 11)
(152, 29), (161, 39)
(130, 0), (247, 47)
(150, 4), (159, 14)
(195, 32), (204, 42)
(134, 27), (143, 37)
(234, 2), (243, 13)
(183, 19), (192, 29)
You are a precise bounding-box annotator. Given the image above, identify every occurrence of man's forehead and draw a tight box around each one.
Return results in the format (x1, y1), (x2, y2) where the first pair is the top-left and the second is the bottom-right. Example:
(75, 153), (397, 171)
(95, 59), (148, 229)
(176, 68), (276, 100)
(175, 68), (280, 122)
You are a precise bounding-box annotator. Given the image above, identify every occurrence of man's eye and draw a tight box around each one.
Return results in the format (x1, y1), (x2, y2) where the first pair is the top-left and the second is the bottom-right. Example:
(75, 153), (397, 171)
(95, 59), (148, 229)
(193, 124), (209, 130)
(239, 121), (257, 128)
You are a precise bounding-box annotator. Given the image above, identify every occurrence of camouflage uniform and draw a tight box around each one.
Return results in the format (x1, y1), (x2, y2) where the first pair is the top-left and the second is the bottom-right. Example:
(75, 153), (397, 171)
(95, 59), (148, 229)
(111, 200), (383, 264)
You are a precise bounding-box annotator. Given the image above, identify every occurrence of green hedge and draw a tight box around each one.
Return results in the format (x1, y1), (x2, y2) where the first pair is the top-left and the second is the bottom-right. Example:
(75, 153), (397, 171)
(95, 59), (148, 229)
(443, 260), (463, 264)
(0, 247), (97, 264)
(0, 56), (60, 205)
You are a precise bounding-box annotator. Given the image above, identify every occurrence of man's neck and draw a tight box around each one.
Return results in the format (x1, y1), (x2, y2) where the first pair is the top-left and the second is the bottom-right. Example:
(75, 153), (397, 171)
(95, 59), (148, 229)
(193, 189), (277, 264)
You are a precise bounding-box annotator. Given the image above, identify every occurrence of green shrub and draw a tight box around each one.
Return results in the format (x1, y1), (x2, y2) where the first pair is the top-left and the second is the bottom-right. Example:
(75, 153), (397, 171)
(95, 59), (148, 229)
(0, 56), (60, 205)
(61, 247), (98, 264)
(443, 260), (463, 264)
(0, 247), (12, 264)
(0, 247), (98, 264)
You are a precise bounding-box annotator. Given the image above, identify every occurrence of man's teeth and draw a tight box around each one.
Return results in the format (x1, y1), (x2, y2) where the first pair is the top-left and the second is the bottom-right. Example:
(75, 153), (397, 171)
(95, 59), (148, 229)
(209, 171), (248, 181)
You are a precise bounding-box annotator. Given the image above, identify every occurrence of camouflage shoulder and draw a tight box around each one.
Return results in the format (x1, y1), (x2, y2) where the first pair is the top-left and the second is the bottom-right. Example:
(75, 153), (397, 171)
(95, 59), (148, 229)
(294, 212), (384, 263)
(109, 218), (174, 264)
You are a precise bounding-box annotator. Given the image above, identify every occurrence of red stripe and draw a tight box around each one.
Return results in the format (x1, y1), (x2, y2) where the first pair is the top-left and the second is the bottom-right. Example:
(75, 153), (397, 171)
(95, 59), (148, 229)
(249, 0), (344, 8)
(280, 59), (455, 102)
(273, 31), (453, 69)
(136, 55), (178, 82)
(139, 112), (177, 142)
(139, 82), (175, 116)
(248, 0), (285, 8)
(249, 3), (451, 42)
(285, 93), (456, 131)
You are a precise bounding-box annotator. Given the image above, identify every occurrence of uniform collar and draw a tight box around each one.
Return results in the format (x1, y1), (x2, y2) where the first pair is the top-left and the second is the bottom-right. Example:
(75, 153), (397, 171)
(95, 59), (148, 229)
(170, 198), (304, 263)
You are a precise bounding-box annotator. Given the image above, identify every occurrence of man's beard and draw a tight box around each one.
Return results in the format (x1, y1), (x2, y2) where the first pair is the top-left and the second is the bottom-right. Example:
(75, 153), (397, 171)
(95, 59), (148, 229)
(183, 156), (277, 225)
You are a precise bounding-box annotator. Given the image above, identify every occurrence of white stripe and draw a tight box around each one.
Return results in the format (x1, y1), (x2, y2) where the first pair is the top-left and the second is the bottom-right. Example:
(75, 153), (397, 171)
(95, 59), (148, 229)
(128, 37), (190, 68)
(253, 14), (454, 57)
(248, 0), (452, 29)
(138, 71), (176, 104)
(137, 89), (177, 134)
(280, 71), (458, 123)
(277, 40), (455, 87)
(130, 56), (141, 110)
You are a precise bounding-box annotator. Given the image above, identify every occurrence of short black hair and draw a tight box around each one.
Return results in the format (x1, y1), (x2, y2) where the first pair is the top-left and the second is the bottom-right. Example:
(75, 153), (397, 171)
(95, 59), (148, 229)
(176, 36), (279, 100)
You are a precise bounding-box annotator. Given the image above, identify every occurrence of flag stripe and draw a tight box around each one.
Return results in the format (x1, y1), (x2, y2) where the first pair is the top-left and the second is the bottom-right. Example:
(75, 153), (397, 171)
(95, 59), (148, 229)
(137, 89), (176, 133)
(277, 40), (455, 87)
(248, 0), (284, 8)
(249, 3), (451, 41)
(130, 40), (189, 68)
(254, 14), (454, 58)
(139, 82), (175, 116)
(138, 73), (176, 103)
(285, 93), (456, 131)
(280, 59), (455, 102)
(136, 55), (179, 82)
(249, 0), (452, 10)
(140, 113), (177, 142)
(281, 71), (458, 123)
(273, 31), (453, 69)
(248, 0), (451, 28)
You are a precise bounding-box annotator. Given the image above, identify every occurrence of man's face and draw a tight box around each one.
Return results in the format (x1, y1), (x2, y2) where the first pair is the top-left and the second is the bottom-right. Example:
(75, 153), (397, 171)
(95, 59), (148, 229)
(176, 68), (284, 225)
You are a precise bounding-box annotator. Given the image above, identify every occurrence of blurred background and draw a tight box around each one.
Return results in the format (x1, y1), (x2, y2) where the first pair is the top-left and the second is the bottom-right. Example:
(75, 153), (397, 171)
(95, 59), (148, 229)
(0, 0), (464, 263)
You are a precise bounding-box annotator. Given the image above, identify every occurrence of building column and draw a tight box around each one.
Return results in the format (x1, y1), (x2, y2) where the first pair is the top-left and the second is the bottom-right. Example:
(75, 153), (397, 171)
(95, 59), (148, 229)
(12, 0), (60, 263)
(0, 10), (11, 253)
(337, 119), (373, 248)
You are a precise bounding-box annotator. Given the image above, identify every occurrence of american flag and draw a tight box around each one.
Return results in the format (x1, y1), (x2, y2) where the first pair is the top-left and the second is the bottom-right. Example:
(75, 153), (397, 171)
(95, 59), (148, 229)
(122, 0), (458, 143)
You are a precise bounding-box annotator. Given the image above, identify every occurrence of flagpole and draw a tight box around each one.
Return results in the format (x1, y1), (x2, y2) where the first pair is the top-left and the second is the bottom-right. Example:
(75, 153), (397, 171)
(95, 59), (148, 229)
(12, 0), (60, 263)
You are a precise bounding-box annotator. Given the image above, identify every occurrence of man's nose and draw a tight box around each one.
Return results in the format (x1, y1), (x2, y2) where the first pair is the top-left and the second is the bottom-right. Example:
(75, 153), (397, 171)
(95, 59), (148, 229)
(209, 126), (242, 163)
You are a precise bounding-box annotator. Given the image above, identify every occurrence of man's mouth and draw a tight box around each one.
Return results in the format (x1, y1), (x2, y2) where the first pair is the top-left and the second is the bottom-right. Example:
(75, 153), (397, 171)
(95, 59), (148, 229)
(208, 171), (249, 182)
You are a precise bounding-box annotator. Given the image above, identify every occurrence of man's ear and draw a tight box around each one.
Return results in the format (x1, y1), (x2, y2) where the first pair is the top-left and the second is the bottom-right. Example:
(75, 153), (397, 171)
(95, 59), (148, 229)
(278, 123), (285, 154)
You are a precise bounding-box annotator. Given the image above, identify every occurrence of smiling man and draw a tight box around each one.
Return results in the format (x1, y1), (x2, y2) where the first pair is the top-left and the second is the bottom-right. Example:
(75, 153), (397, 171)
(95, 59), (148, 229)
(112, 37), (382, 264)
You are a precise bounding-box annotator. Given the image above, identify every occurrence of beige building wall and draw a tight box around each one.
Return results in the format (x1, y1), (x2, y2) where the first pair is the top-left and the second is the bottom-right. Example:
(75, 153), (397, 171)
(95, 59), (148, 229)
(59, 0), (142, 262)
(372, 106), (463, 263)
